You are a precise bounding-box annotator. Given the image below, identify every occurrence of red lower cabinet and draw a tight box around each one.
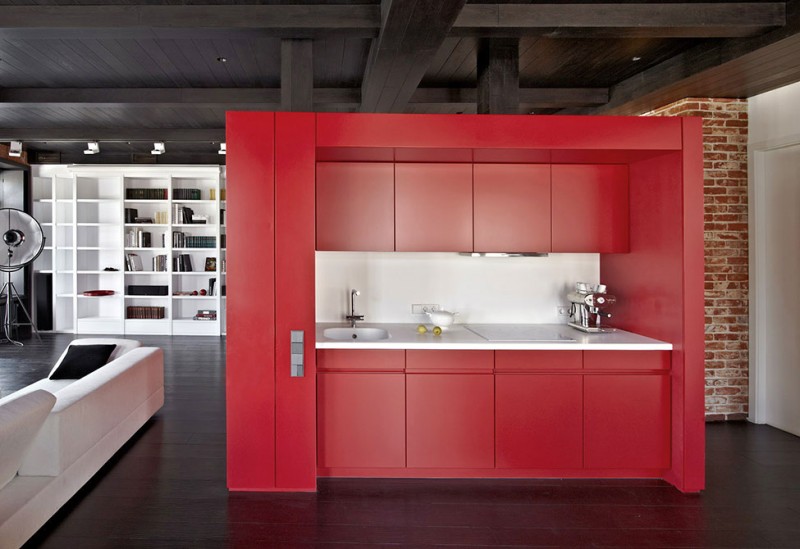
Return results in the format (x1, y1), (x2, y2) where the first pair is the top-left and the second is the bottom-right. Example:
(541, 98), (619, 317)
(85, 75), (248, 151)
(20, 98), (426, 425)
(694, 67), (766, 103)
(495, 374), (583, 469)
(584, 374), (671, 469)
(406, 374), (494, 468)
(317, 373), (406, 468)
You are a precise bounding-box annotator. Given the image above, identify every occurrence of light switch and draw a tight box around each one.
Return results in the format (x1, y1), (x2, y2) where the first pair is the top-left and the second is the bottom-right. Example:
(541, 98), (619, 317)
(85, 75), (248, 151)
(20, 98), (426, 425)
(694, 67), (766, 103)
(290, 330), (304, 377)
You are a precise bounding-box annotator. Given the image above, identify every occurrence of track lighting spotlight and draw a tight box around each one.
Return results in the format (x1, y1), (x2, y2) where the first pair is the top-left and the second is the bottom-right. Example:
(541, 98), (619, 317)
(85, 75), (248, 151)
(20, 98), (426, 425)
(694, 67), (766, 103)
(218, 143), (226, 155)
(8, 141), (22, 157)
(84, 141), (100, 155)
(151, 142), (165, 155)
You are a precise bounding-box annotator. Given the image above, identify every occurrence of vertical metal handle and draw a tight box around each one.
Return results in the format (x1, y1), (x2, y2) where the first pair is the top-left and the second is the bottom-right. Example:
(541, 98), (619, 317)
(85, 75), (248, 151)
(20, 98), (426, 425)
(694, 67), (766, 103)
(290, 330), (304, 377)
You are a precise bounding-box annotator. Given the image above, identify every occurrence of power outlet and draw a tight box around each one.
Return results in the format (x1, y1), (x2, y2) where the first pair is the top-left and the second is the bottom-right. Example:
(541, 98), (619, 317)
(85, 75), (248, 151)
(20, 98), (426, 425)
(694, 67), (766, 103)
(557, 306), (570, 317)
(411, 304), (441, 315)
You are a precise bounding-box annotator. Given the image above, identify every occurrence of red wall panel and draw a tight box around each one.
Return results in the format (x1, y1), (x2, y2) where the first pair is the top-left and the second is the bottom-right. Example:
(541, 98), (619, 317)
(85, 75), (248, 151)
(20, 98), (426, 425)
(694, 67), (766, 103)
(274, 112), (317, 490)
(473, 164), (552, 253)
(225, 112), (276, 490)
(395, 163), (473, 252)
(316, 162), (395, 251)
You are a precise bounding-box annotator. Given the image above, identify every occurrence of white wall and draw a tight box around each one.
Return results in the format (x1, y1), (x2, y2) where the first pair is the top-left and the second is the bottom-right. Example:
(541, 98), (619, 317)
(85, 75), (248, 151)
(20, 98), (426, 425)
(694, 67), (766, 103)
(316, 252), (599, 324)
(748, 80), (800, 435)
(749, 80), (800, 146)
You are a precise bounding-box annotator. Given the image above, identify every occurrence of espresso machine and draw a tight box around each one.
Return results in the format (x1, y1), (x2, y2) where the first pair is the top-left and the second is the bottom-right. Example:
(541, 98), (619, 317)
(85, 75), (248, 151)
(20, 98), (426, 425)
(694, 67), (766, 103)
(567, 282), (616, 332)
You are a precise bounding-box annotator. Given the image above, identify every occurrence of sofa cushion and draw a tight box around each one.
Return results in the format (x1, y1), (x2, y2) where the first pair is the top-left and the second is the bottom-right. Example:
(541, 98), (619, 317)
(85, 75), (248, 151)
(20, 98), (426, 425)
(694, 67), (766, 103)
(0, 390), (57, 489)
(48, 338), (141, 379)
(49, 344), (117, 380)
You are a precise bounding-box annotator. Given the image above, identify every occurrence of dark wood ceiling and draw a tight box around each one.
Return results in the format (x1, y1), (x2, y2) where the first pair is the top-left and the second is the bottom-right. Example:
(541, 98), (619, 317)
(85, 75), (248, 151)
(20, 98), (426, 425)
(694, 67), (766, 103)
(0, 0), (797, 164)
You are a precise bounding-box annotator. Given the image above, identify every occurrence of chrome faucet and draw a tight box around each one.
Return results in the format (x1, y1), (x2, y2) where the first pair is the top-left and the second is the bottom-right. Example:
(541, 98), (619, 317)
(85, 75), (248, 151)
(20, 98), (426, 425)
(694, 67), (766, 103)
(345, 288), (365, 328)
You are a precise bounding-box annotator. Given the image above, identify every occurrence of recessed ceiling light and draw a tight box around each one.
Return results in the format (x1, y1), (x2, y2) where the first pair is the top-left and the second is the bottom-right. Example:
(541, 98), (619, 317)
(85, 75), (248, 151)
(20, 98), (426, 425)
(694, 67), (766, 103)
(218, 143), (226, 155)
(9, 141), (22, 157)
(632, 56), (642, 62)
(84, 141), (100, 155)
(151, 142), (165, 155)
(216, 56), (227, 63)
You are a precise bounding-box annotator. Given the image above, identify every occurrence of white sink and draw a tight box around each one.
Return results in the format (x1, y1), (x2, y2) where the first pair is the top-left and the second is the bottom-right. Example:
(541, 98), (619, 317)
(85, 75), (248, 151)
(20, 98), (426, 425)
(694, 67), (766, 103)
(323, 327), (390, 341)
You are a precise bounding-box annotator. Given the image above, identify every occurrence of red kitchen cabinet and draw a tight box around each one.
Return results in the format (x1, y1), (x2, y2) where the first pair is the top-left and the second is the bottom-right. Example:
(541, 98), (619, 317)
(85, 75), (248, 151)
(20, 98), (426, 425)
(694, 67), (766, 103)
(584, 374), (671, 469)
(317, 372), (406, 468)
(407, 373), (494, 468)
(551, 164), (629, 253)
(395, 163), (473, 252)
(496, 374), (583, 469)
(474, 164), (551, 252)
(316, 162), (395, 251)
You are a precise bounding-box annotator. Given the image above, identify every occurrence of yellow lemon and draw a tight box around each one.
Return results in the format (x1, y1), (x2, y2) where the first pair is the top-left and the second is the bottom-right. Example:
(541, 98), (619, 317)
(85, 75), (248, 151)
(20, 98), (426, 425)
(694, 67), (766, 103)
(416, 324), (428, 334)
(432, 326), (442, 336)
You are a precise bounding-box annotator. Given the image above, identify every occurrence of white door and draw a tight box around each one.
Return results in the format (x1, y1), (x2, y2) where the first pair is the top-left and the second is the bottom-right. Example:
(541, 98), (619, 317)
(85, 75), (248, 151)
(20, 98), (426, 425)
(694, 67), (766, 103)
(761, 144), (800, 436)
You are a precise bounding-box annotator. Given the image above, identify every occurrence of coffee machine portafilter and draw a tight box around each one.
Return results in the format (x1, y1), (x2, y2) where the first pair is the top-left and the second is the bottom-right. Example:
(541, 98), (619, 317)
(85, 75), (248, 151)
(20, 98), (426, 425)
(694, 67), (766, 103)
(567, 282), (616, 333)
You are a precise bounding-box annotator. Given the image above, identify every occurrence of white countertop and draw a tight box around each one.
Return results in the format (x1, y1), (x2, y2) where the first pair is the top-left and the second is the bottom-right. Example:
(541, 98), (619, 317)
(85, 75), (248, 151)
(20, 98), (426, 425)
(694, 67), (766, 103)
(315, 323), (672, 351)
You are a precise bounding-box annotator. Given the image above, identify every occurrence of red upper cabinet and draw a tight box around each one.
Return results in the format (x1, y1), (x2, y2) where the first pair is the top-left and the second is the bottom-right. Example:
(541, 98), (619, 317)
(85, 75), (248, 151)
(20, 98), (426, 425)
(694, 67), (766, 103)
(316, 162), (395, 251)
(474, 164), (551, 252)
(395, 163), (473, 252)
(551, 164), (630, 253)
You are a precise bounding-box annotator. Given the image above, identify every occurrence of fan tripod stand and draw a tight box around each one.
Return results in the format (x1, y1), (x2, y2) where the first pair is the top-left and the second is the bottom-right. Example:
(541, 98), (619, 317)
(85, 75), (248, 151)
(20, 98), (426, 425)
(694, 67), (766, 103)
(2, 264), (42, 347)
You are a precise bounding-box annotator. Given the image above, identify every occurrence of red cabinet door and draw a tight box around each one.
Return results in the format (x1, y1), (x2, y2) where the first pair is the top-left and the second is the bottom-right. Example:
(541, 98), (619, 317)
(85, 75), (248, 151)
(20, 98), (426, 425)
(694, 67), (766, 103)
(407, 374), (494, 468)
(496, 374), (583, 469)
(551, 164), (629, 253)
(584, 374), (671, 469)
(395, 163), (473, 252)
(316, 162), (395, 251)
(474, 164), (551, 252)
(317, 373), (405, 468)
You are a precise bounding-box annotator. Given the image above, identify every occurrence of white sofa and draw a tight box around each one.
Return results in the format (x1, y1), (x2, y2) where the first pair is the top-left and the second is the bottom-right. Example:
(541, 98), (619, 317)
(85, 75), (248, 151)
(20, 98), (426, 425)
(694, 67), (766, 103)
(0, 339), (164, 549)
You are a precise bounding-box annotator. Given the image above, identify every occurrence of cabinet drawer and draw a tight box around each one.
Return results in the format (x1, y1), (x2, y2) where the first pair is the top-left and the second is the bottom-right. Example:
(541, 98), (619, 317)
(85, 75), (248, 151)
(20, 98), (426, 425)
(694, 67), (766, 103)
(405, 350), (493, 373)
(584, 351), (670, 371)
(316, 349), (405, 372)
(495, 350), (582, 372)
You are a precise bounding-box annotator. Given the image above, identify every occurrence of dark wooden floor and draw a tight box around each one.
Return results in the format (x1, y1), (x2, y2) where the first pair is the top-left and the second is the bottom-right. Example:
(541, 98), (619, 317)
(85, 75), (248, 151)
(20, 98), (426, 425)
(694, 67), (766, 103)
(2, 334), (799, 548)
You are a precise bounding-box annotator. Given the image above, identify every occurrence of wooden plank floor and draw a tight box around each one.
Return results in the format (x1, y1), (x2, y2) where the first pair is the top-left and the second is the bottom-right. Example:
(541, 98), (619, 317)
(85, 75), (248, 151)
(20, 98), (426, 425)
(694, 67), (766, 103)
(1, 334), (799, 548)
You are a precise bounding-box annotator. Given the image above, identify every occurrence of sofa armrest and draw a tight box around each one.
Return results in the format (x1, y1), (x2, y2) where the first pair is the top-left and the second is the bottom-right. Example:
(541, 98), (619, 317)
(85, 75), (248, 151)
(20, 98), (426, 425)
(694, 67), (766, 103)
(19, 347), (164, 476)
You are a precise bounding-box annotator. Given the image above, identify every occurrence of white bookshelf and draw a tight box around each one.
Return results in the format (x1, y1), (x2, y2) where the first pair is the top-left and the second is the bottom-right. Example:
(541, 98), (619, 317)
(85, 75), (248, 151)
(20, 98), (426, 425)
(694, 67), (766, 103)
(31, 165), (225, 336)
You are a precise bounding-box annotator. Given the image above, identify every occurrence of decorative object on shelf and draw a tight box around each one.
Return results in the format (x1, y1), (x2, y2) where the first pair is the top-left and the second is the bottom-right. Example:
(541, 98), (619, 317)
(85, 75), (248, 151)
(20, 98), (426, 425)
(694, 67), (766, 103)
(208, 277), (216, 296)
(204, 257), (216, 272)
(103, 267), (119, 272)
(1, 208), (45, 345)
(82, 290), (115, 297)
(127, 285), (167, 296)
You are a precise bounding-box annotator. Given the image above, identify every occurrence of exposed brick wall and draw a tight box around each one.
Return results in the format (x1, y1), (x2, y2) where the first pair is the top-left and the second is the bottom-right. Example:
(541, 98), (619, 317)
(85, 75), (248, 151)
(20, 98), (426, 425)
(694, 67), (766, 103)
(644, 98), (749, 421)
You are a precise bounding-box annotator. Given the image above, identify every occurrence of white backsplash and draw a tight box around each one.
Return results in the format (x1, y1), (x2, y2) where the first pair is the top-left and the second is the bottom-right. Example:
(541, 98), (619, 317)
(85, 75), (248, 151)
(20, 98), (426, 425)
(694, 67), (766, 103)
(316, 252), (600, 324)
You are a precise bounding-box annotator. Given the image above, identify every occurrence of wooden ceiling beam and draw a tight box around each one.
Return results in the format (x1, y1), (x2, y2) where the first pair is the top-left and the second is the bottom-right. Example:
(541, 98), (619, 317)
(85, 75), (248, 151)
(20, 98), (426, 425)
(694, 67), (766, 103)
(0, 128), (225, 142)
(0, 87), (607, 110)
(0, 4), (379, 39)
(453, 2), (786, 38)
(566, 0), (800, 114)
(281, 39), (313, 111)
(360, 0), (467, 113)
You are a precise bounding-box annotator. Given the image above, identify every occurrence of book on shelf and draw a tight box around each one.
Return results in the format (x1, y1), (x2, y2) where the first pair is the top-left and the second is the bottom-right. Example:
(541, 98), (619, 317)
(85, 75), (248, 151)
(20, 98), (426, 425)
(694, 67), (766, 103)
(208, 277), (216, 296)
(126, 188), (168, 200)
(193, 309), (217, 321)
(126, 306), (165, 319)
(125, 253), (143, 272)
(173, 188), (202, 200)
(134, 217), (153, 224)
(154, 211), (168, 224)
(152, 254), (168, 272)
(126, 228), (152, 248)
(173, 254), (193, 272)
(124, 208), (138, 223)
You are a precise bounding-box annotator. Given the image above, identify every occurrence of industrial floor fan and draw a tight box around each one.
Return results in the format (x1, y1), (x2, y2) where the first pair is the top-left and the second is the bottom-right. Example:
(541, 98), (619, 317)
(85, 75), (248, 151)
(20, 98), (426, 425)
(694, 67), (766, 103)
(1, 208), (45, 345)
